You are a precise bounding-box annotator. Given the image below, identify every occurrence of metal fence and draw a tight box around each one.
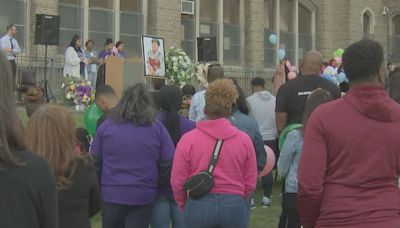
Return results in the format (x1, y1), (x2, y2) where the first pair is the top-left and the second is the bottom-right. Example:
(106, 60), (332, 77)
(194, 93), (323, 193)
(264, 29), (277, 68)
(224, 65), (275, 96)
(16, 55), (65, 103)
(280, 31), (296, 63)
(15, 55), (276, 102)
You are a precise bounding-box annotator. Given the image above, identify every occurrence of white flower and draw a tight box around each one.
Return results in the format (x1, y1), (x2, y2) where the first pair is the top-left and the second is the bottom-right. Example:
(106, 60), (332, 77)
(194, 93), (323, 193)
(66, 93), (72, 99)
(178, 56), (184, 60)
(173, 66), (178, 72)
(61, 83), (65, 89)
(87, 81), (92, 86)
(185, 56), (191, 62)
(182, 63), (188, 69)
(171, 57), (177, 62)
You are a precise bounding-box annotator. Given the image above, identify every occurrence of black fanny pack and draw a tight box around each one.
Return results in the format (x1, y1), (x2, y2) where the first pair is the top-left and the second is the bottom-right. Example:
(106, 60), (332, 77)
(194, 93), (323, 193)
(184, 139), (224, 199)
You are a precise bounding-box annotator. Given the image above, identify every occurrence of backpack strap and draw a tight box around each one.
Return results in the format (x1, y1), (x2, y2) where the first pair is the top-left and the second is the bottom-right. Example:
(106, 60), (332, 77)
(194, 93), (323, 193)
(207, 139), (224, 174)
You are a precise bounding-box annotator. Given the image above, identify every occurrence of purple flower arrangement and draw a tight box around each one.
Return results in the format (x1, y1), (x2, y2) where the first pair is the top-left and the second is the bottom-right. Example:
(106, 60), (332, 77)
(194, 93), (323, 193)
(62, 77), (95, 111)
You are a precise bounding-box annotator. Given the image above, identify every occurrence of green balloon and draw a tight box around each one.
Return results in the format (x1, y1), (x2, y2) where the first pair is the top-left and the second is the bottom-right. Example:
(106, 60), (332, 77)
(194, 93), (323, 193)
(279, 124), (304, 151)
(84, 103), (104, 136)
(333, 48), (345, 58)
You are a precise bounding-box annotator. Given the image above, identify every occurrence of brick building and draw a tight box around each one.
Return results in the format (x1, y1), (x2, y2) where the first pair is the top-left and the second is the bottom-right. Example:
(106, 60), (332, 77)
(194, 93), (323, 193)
(1, 0), (400, 69)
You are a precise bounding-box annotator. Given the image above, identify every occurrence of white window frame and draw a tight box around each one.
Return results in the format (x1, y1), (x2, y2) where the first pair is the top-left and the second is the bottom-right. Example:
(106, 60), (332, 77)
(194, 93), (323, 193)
(269, 0), (316, 68)
(119, 1), (145, 57)
(84, 0), (145, 56)
(195, 0), (244, 65)
(88, 6), (115, 44)
(0, 0), (28, 52)
(58, 1), (84, 54)
(221, 0), (244, 65)
(361, 7), (375, 36)
(389, 12), (400, 62)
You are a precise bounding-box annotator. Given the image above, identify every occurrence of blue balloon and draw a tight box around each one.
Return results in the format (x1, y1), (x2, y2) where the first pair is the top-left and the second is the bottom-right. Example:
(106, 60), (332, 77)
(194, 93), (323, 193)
(320, 74), (336, 84)
(337, 72), (347, 84)
(268, 34), (277, 45)
(278, 49), (286, 60)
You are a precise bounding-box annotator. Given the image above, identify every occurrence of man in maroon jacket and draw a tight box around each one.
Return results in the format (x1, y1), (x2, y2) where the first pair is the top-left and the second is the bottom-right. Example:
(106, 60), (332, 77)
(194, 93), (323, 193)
(298, 39), (400, 228)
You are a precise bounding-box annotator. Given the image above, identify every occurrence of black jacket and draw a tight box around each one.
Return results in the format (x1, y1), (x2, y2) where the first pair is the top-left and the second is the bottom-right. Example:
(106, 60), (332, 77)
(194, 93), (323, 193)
(58, 158), (101, 228)
(0, 151), (58, 228)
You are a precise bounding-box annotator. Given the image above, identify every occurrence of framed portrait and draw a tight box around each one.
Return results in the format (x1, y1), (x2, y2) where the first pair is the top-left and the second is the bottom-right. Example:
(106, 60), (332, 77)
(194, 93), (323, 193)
(142, 35), (166, 77)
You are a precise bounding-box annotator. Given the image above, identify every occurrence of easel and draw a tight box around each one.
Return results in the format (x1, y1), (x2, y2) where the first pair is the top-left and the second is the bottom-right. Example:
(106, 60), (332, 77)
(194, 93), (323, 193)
(145, 76), (167, 91)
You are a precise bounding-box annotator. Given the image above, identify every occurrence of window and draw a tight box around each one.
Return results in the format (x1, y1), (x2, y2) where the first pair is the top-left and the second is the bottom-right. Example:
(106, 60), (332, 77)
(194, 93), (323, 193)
(298, 4), (312, 58)
(200, 0), (218, 23)
(181, 0), (196, 60)
(120, 0), (143, 57)
(0, 0), (26, 50)
(390, 15), (400, 62)
(394, 15), (400, 35)
(199, 0), (218, 39)
(59, 0), (82, 53)
(264, 0), (275, 30)
(264, 0), (276, 68)
(89, 0), (114, 49)
(223, 0), (241, 64)
(363, 11), (372, 39)
(199, 0), (219, 61)
(279, 0), (295, 62)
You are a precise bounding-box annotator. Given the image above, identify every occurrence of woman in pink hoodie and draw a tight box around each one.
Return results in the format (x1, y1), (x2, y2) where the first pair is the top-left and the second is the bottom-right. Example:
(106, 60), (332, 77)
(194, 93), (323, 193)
(171, 79), (258, 228)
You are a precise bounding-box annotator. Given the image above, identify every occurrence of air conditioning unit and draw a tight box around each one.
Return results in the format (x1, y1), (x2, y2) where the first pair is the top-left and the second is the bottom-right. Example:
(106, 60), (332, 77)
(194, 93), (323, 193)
(182, 0), (195, 15)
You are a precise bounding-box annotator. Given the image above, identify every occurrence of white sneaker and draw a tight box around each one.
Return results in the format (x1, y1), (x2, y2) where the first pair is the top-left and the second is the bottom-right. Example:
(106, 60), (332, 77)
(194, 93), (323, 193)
(250, 198), (256, 210)
(261, 196), (271, 208)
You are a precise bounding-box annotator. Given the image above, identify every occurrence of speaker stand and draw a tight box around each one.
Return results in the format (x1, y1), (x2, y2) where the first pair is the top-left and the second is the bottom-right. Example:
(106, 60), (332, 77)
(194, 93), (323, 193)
(43, 44), (49, 102)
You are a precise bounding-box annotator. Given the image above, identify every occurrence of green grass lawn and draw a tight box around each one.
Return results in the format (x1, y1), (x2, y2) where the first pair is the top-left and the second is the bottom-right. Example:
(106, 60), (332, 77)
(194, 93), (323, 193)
(88, 183), (283, 228)
(18, 107), (283, 228)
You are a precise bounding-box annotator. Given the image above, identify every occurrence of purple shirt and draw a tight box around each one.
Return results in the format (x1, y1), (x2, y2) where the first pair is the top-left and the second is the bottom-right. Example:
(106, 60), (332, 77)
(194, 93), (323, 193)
(157, 112), (196, 198)
(91, 118), (175, 205)
(98, 50), (114, 60)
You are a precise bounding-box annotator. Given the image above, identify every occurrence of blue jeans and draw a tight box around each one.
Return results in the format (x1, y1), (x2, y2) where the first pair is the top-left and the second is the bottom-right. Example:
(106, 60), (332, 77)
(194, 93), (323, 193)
(184, 194), (248, 228)
(262, 172), (273, 197)
(263, 139), (278, 198)
(102, 202), (153, 228)
(150, 196), (185, 228)
(246, 193), (254, 227)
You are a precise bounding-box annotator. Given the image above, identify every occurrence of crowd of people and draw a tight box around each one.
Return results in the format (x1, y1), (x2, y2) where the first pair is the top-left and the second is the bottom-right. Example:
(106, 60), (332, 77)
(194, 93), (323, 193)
(1, 27), (400, 228)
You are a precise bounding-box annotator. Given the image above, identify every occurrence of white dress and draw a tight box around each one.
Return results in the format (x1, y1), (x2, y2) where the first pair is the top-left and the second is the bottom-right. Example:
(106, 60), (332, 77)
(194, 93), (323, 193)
(63, 47), (87, 79)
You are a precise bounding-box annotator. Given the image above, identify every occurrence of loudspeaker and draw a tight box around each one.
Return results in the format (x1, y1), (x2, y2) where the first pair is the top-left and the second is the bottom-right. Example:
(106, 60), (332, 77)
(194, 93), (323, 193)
(197, 37), (217, 62)
(34, 14), (60, 45)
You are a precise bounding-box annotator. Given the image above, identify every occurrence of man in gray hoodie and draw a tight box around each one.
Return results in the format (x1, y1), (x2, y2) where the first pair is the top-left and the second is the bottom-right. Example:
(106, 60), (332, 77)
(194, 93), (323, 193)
(247, 77), (278, 208)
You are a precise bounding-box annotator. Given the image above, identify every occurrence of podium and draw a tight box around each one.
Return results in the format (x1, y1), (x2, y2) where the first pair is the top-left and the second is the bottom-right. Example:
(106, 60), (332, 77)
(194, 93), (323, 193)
(104, 56), (145, 97)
